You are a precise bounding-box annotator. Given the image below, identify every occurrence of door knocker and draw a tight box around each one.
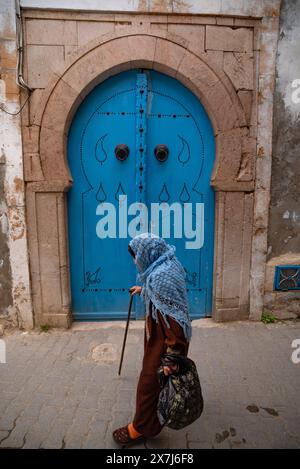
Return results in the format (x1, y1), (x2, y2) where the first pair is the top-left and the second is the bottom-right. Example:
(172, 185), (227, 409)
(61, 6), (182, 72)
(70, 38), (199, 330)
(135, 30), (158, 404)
(154, 144), (169, 162)
(115, 144), (130, 161)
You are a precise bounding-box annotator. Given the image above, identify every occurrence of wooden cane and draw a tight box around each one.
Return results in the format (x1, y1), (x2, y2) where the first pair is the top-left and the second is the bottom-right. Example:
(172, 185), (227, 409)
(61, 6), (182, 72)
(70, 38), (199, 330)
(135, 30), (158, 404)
(118, 293), (134, 376)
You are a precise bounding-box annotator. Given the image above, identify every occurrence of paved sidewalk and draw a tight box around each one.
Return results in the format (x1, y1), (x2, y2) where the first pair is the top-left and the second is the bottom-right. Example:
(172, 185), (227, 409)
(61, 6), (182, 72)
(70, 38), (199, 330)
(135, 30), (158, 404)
(0, 318), (299, 449)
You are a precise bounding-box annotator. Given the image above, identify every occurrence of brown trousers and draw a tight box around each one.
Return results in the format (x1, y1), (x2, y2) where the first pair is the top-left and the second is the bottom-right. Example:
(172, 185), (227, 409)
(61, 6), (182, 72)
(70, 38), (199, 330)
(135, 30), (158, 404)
(132, 301), (189, 438)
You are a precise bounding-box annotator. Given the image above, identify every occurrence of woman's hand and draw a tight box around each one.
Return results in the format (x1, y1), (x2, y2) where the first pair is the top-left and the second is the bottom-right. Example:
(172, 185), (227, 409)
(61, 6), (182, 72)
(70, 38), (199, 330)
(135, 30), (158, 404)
(163, 364), (179, 376)
(129, 285), (142, 296)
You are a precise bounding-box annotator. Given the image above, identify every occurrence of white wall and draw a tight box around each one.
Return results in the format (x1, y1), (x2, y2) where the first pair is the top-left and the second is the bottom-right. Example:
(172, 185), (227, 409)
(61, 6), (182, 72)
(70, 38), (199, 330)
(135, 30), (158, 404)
(0, 0), (33, 328)
(20, 0), (281, 17)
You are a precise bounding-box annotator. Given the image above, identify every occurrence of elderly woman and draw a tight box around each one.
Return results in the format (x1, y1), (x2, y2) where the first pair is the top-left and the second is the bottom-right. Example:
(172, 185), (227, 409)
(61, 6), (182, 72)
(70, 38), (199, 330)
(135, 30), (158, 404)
(112, 233), (192, 446)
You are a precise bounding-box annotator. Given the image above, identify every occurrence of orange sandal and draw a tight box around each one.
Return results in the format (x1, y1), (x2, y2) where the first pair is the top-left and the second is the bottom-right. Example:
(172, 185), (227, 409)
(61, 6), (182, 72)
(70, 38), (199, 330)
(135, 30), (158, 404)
(112, 425), (145, 447)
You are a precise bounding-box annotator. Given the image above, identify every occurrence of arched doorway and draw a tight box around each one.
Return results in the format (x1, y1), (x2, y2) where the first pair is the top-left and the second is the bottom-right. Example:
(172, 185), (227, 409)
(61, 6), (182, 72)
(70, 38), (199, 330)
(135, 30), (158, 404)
(67, 69), (215, 321)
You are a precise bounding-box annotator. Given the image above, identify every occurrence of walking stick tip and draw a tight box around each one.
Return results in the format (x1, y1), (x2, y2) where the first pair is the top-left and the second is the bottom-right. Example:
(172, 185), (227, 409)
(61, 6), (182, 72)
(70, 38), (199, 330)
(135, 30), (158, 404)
(118, 293), (133, 377)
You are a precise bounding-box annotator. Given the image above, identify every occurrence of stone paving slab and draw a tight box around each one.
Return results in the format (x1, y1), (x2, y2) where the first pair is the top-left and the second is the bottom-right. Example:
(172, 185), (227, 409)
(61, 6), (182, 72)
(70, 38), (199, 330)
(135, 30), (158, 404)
(0, 319), (299, 449)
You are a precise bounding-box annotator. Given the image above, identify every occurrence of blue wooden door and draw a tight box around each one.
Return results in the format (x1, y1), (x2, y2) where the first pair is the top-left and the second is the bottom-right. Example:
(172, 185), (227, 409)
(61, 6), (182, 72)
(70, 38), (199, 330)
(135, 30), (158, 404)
(67, 69), (215, 320)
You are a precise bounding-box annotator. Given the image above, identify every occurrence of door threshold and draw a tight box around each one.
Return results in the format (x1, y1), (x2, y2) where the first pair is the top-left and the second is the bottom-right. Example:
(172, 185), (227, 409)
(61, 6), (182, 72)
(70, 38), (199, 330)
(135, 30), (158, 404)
(71, 316), (212, 331)
(71, 320), (145, 331)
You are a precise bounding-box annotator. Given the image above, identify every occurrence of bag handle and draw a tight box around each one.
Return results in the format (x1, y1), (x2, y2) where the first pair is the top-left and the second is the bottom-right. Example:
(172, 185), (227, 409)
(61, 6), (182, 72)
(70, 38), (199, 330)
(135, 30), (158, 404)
(161, 353), (189, 368)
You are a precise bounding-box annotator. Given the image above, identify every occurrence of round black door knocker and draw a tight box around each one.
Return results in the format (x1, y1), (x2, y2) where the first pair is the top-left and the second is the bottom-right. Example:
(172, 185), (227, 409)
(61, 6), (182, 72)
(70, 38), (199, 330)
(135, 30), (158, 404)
(154, 144), (169, 162)
(115, 144), (129, 161)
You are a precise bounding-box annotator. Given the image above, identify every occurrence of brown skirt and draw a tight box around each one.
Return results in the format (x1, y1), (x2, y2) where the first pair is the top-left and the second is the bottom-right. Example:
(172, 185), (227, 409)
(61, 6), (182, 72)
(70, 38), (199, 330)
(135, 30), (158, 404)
(132, 301), (189, 438)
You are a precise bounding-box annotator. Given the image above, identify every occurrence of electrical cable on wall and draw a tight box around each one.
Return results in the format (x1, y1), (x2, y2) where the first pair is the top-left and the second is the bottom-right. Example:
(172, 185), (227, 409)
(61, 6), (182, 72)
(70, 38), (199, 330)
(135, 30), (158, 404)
(0, 0), (33, 116)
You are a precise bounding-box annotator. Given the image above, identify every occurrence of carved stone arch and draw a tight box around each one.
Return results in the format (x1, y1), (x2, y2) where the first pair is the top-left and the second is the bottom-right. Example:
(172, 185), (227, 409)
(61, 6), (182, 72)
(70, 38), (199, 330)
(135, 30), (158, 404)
(32, 29), (251, 192)
(25, 28), (255, 327)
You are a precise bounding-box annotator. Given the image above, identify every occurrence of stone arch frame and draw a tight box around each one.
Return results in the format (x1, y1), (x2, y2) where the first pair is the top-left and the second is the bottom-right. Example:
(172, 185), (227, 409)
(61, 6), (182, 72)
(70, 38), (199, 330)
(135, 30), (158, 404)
(25, 29), (255, 327)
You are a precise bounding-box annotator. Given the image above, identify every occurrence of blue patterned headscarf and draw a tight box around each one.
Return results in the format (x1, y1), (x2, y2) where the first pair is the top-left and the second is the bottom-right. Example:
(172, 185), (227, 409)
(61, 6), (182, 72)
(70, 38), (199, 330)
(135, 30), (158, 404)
(129, 233), (192, 341)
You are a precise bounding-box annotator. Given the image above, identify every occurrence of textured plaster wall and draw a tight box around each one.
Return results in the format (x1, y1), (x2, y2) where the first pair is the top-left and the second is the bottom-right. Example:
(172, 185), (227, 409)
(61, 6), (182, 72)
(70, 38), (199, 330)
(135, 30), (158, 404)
(263, 0), (300, 319)
(0, 143), (13, 315)
(268, 0), (300, 259)
(0, 0), (15, 317)
(0, 0), (33, 327)
(20, 0), (280, 16)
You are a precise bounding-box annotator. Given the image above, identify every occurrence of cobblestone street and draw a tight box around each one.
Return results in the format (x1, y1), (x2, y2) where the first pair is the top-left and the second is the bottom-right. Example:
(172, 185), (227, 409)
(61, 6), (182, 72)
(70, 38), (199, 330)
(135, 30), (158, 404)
(0, 318), (299, 449)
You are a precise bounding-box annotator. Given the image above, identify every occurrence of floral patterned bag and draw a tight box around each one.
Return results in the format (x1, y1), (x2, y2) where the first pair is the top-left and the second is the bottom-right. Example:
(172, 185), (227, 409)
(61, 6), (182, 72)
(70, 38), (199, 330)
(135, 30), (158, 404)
(157, 353), (204, 430)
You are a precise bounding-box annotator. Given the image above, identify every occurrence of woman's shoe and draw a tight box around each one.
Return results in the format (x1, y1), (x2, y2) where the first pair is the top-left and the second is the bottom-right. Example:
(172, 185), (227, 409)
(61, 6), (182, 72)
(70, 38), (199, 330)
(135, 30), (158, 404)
(112, 425), (145, 447)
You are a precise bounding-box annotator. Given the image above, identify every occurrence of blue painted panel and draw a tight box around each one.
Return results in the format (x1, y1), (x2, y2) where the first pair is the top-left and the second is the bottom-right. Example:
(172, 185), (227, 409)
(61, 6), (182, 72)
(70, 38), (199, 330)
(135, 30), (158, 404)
(67, 71), (138, 320)
(67, 69), (215, 320)
(145, 71), (215, 318)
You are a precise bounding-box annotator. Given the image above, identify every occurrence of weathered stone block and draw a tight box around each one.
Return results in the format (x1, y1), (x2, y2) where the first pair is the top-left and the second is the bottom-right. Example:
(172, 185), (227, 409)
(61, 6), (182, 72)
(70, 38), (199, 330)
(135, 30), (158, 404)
(237, 135), (256, 181)
(206, 26), (253, 52)
(127, 34), (157, 67)
(41, 78), (81, 134)
(224, 52), (254, 90)
(27, 45), (65, 88)
(203, 50), (224, 71)
(214, 128), (243, 181)
(23, 152), (44, 182)
(167, 24), (205, 56)
(150, 22), (167, 32)
(177, 51), (240, 132)
(238, 90), (253, 124)
(62, 37), (131, 95)
(77, 20), (115, 46)
(21, 126), (40, 154)
(39, 127), (70, 181)
(222, 192), (246, 300)
(28, 89), (44, 126)
(259, 31), (279, 76)
(26, 19), (77, 46)
(154, 37), (186, 77)
(64, 45), (78, 63)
